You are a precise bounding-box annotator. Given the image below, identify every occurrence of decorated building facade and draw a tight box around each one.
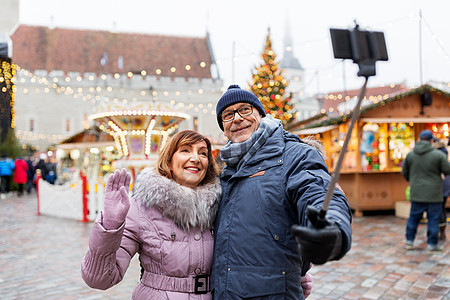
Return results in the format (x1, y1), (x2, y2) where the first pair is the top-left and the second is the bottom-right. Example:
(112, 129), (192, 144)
(11, 25), (225, 151)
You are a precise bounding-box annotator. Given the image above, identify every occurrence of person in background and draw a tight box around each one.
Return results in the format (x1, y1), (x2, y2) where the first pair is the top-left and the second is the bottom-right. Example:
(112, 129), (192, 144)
(211, 85), (351, 299)
(0, 153), (15, 199)
(433, 137), (450, 241)
(402, 130), (450, 252)
(25, 156), (35, 194)
(81, 130), (222, 298)
(13, 156), (28, 197)
(45, 157), (57, 184)
(35, 153), (48, 182)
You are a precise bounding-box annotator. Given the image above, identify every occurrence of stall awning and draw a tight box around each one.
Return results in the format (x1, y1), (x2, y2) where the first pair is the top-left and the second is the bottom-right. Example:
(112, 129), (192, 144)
(291, 125), (338, 135)
(56, 141), (114, 150)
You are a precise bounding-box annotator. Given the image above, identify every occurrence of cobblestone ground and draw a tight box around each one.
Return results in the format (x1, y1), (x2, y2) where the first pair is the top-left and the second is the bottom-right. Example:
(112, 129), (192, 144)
(0, 193), (448, 299)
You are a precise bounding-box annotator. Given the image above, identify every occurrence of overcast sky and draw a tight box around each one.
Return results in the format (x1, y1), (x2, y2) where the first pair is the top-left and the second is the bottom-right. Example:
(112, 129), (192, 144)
(18, 0), (450, 96)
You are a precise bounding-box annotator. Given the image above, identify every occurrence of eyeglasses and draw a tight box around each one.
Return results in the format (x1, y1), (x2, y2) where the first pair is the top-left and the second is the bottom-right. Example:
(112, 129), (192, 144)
(220, 105), (253, 122)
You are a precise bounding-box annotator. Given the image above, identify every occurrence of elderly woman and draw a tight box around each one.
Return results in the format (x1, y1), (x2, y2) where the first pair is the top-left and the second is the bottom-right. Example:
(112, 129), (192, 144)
(81, 130), (221, 299)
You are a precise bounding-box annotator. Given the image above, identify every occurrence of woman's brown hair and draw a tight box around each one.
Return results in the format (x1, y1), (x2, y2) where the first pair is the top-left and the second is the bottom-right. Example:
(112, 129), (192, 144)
(156, 130), (220, 185)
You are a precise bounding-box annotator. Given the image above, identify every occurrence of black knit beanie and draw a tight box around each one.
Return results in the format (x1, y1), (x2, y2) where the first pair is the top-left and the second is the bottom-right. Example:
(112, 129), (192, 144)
(216, 85), (266, 131)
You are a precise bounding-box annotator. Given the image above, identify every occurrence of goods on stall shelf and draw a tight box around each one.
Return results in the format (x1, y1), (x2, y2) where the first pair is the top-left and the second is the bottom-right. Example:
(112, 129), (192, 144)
(360, 122), (414, 171)
(361, 123), (382, 171)
(329, 123), (358, 171)
(326, 121), (417, 172)
(388, 122), (415, 169)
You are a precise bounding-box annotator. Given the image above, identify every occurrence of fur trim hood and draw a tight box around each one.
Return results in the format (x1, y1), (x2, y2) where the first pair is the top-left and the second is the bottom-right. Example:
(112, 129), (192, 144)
(131, 167), (221, 231)
(301, 135), (328, 160)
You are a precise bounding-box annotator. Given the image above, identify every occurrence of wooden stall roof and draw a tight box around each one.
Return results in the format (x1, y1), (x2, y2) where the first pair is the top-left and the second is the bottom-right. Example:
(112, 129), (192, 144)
(59, 126), (114, 144)
(321, 84), (409, 112)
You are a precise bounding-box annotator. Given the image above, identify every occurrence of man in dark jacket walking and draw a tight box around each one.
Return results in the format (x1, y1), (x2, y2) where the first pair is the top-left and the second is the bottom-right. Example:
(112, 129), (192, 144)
(211, 85), (352, 299)
(402, 130), (450, 252)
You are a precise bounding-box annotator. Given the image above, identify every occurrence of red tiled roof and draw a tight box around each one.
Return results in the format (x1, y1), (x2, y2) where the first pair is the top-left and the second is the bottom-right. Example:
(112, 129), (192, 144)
(322, 84), (409, 111)
(11, 25), (213, 79)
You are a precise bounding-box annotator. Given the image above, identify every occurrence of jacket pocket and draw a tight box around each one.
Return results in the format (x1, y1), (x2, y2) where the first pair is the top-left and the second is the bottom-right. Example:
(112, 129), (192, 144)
(251, 175), (291, 248)
(226, 266), (285, 298)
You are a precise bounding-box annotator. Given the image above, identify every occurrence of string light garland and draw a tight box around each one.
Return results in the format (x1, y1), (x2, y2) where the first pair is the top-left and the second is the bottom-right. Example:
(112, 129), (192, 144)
(15, 129), (70, 143)
(14, 65), (222, 115)
(420, 15), (450, 63)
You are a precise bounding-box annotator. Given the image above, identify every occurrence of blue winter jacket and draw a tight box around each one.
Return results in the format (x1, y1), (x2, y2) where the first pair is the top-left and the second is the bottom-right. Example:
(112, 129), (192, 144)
(211, 126), (352, 299)
(0, 158), (15, 176)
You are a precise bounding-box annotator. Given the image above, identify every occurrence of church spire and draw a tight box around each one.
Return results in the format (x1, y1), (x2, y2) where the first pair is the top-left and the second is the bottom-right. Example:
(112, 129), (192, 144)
(280, 16), (303, 70)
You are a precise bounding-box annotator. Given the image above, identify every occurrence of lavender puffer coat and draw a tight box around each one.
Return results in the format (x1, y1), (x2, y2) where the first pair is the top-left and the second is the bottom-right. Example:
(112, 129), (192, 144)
(81, 168), (221, 299)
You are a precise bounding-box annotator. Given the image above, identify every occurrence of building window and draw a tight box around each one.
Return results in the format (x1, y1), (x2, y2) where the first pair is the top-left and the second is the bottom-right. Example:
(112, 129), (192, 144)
(66, 118), (71, 132)
(83, 113), (89, 129)
(29, 119), (35, 132)
(193, 116), (198, 132)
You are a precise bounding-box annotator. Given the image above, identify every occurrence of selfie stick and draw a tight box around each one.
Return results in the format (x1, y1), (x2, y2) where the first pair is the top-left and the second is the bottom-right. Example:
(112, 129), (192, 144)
(319, 77), (368, 218)
(318, 22), (388, 220)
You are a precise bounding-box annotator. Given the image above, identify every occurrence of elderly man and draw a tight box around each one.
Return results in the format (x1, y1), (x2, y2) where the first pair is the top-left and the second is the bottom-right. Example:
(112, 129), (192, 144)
(211, 85), (352, 299)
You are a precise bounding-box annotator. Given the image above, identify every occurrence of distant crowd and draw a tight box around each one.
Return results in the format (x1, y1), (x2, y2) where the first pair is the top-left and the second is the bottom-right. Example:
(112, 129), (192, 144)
(0, 153), (57, 199)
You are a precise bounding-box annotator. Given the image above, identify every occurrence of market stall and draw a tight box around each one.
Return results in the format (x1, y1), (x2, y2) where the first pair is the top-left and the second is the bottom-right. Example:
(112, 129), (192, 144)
(290, 84), (450, 216)
(55, 126), (117, 184)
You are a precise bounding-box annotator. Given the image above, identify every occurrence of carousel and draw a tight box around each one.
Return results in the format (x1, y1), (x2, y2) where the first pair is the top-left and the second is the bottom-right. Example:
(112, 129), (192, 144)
(89, 100), (190, 178)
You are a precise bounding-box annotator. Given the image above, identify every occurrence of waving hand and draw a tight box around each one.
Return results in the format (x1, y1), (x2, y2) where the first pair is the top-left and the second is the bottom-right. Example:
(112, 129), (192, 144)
(102, 168), (132, 230)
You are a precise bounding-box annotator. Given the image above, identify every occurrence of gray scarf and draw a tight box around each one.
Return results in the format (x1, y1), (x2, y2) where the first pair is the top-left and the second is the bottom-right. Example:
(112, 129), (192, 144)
(220, 115), (280, 170)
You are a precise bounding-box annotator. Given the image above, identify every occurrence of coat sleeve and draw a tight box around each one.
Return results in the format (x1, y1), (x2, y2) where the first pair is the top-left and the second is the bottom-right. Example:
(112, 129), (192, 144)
(285, 143), (352, 259)
(440, 153), (450, 176)
(81, 198), (141, 290)
(401, 155), (410, 181)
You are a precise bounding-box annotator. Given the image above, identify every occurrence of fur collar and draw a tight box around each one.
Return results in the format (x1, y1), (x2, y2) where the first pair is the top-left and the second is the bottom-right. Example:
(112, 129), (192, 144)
(301, 135), (328, 161)
(131, 167), (221, 231)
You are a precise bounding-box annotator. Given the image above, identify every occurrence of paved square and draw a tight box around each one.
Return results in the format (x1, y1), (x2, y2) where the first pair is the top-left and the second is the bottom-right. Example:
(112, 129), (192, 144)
(0, 193), (448, 299)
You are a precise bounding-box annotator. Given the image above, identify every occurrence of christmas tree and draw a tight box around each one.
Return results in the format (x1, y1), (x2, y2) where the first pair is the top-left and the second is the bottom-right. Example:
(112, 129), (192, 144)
(249, 28), (296, 126)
